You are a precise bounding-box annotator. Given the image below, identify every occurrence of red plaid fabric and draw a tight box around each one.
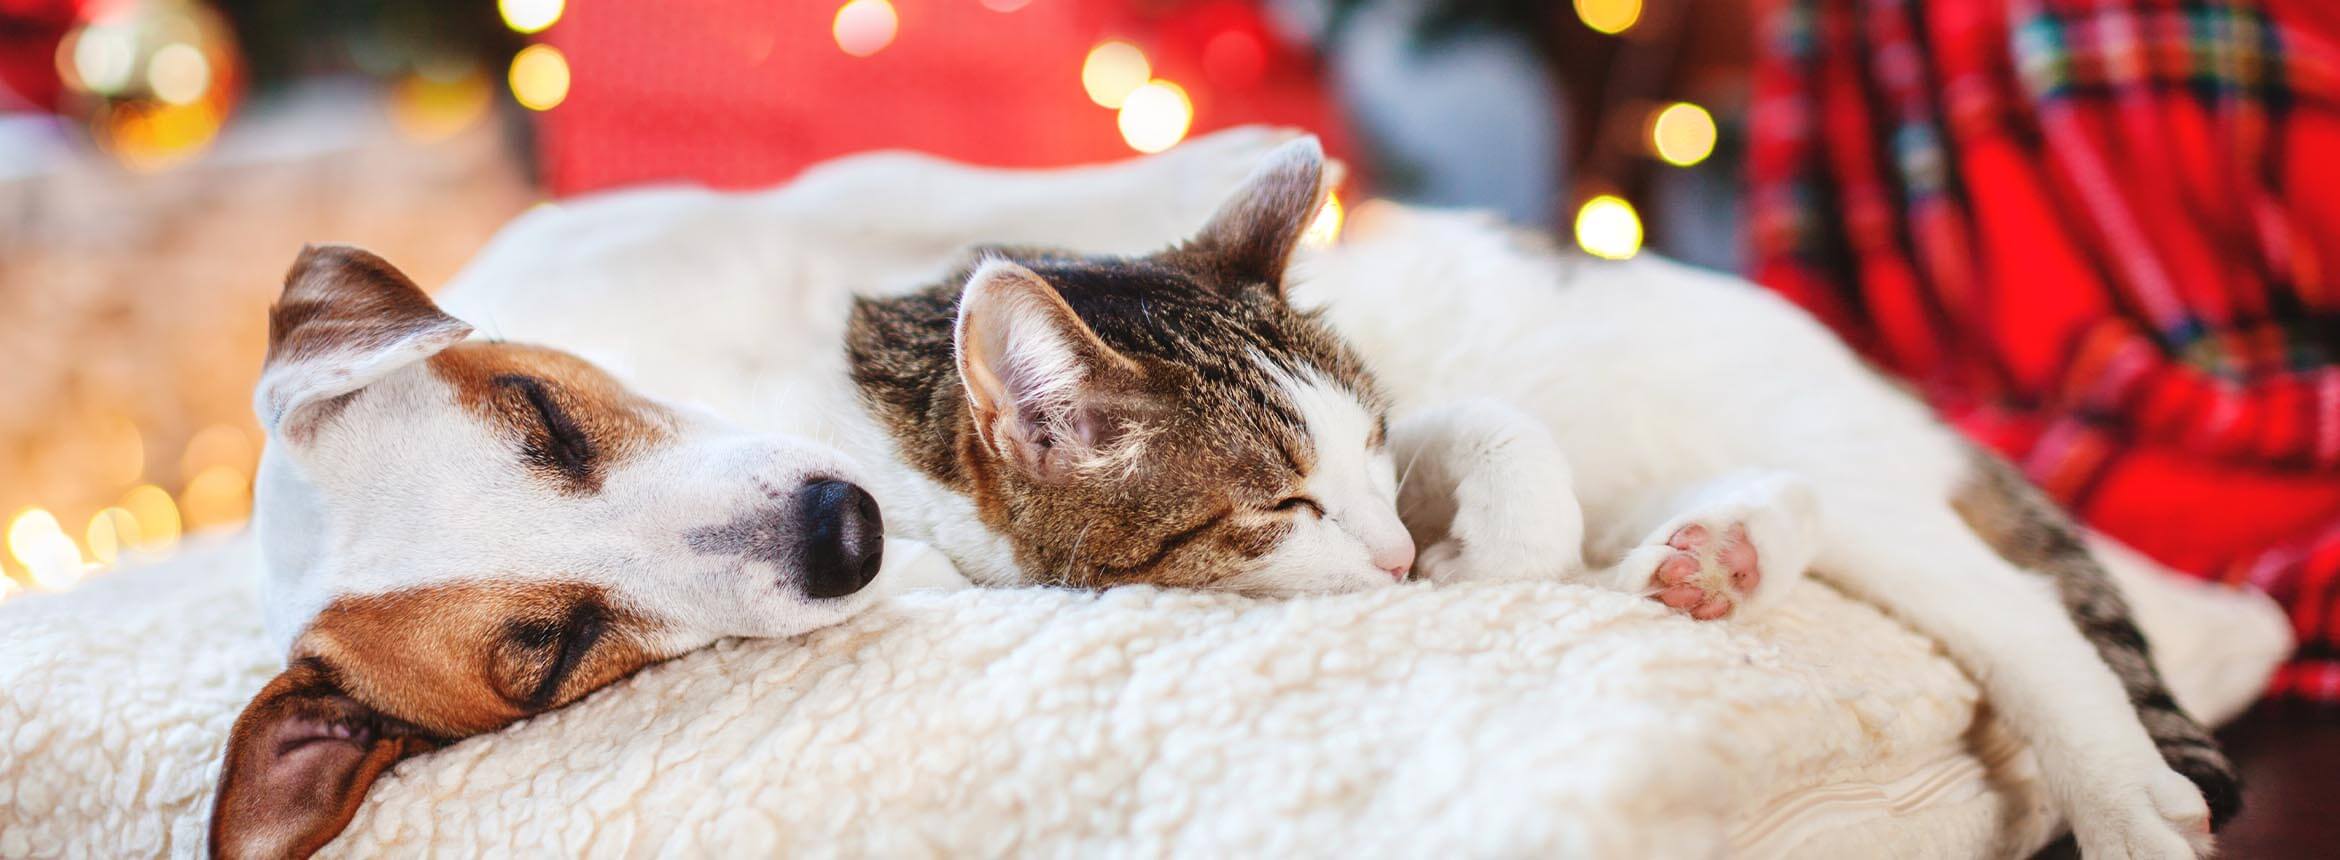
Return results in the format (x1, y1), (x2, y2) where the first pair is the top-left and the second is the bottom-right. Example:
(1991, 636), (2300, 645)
(1751, 0), (2340, 699)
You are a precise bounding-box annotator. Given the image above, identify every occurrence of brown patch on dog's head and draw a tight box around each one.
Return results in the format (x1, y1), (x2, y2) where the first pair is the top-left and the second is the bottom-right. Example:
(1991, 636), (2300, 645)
(211, 581), (665, 858)
(427, 343), (677, 494)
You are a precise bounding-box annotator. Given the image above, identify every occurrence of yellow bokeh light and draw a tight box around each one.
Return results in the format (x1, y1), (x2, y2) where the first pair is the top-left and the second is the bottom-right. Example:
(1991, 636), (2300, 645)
(87, 507), (141, 567)
(499, 0), (565, 35)
(1303, 192), (1344, 248)
(1574, 195), (1644, 261)
(1117, 80), (1192, 154)
(96, 99), (223, 172)
(8, 509), (85, 590)
(390, 66), (492, 143)
(147, 42), (210, 106)
(509, 44), (570, 111)
(833, 0), (898, 58)
(0, 574), (19, 606)
(181, 465), (252, 533)
(181, 423), (256, 478)
(1081, 41), (1151, 109)
(1575, 0), (1642, 35)
(1650, 102), (1717, 167)
(120, 484), (182, 553)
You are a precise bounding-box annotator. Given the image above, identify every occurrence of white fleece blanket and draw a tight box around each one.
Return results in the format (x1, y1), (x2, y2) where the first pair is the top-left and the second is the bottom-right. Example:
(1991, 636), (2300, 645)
(0, 534), (2287, 858)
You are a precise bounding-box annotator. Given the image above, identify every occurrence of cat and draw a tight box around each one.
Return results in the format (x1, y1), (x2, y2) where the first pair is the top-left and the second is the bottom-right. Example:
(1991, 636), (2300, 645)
(844, 140), (2235, 858)
(845, 142), (1413, 594)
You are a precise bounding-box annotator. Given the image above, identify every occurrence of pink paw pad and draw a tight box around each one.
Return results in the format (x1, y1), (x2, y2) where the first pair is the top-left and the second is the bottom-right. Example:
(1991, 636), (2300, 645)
(1650, 523), (1759, 621)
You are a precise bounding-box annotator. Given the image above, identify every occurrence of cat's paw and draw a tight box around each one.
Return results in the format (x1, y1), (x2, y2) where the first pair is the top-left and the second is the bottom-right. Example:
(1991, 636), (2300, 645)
(1649, 522), (1761, 620)
(2070, 765), (2215, 859)
(1619, 473), (1818, 621)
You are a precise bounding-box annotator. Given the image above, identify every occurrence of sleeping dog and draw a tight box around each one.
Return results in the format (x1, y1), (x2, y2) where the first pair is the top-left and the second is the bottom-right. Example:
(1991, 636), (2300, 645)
(211, 246), (895, 858)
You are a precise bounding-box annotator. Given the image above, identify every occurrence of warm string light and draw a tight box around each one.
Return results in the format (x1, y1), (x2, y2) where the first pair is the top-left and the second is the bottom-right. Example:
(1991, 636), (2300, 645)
(1116, 80), (1192, 154)
(499, 0), (565, 35)
(52, 3), (239, 172)
(1082, 41), (1150, 108)
(390, 63), (492, 143)
(1574, 195), (1644, 260)
(833, 0), (899, 58)
(1575, 0), (1642, 35)
(508, 43), (570, 111)
(1650, 102), (1716, 167)
(0, 424), (248, 603)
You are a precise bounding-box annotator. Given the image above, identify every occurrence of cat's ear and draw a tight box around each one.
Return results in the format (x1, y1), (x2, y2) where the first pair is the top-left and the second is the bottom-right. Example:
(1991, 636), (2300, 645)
(954, 259), (1140, 482)
(1185, 136), (1330, 294)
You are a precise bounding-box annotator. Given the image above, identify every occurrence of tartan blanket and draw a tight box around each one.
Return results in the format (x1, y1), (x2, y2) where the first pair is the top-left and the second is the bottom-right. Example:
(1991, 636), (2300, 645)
(1749, 0), (2340, 698)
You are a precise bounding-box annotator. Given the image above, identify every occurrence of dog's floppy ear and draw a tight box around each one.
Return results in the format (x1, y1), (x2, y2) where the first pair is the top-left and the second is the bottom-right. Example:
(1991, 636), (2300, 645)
(1183, 136), (1330, 294)
(253, 244), (472, 437)
(209, 658), (438, 860)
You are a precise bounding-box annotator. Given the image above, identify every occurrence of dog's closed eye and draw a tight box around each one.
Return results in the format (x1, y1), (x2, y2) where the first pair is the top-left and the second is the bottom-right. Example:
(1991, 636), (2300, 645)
(493, 374), (599, 490)
(500, 598), (610, 711)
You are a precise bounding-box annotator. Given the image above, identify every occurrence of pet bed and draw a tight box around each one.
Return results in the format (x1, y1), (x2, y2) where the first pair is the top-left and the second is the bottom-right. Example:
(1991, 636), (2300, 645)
(0, 532), (2286, 857)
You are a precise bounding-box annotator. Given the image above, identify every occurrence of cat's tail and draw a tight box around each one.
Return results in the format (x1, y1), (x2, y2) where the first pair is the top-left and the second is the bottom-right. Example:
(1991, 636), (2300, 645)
(1952, 448), (2242, 829)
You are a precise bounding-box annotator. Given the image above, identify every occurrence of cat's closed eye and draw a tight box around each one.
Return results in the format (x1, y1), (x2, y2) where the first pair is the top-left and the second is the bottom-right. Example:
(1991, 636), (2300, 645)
(1272, 496), (1323, 516)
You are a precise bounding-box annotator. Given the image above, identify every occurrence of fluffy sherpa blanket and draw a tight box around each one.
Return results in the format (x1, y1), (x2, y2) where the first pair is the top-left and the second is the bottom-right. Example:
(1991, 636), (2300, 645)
(0, 534), (2288, 858)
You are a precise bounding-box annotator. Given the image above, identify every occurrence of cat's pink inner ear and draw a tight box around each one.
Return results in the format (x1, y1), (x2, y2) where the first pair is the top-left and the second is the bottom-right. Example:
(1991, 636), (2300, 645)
(952, 259), (1125, 479)
(1187, 136), (1329, 291)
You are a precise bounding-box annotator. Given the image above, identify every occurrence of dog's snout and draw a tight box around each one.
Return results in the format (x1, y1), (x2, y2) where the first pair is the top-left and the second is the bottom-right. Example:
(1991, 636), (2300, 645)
(796, 479), (882, 599)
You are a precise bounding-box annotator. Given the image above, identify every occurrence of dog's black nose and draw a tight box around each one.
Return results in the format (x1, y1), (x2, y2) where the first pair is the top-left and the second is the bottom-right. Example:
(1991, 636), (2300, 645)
(795, 479), (882, 599)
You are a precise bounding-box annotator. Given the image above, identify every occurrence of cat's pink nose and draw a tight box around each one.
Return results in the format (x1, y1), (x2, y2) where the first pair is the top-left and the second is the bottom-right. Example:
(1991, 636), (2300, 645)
(1373, 539), (1416, 581)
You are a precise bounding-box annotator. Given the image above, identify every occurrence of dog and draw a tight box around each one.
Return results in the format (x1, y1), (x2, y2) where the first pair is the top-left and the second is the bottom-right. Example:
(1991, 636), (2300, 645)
(211, 245), (899, 859)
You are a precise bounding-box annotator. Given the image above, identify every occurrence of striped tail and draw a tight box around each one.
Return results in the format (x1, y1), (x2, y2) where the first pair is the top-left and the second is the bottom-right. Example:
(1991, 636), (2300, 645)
(1953, 449), (2242, 828)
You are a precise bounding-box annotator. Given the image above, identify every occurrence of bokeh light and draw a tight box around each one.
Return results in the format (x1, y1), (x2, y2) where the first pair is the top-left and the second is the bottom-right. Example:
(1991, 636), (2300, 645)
(1575, 0), (1642, 35)
(1574, 195), (1644, 260)
(180, 465), (251, 532)
(120, 484), (182, 553)
(86, 507), (141, 566)
(499, 0), (565, 35)
(65, 24), (138, 95)
(1117, 80), (1192, 154)
(94, 99), (224, 172)
(390, 65), (493, 142)
(979, 0), (1031, 11)
(181, 423), (256, 478)
(1650, 102), (1717, 167)
(1082, 41), (1151, 109)
(8, 509), (86, 590)
(1303, 192), (1344, 247)
(833, 0), (898, 58)
(509, 44), (570, 111)
(146, 42), (210, 105)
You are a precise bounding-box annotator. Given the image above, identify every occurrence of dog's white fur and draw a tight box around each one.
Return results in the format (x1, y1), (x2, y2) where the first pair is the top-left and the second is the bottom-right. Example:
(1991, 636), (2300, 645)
(430, 129), (2209, 856)
(254, 321), (887, 658)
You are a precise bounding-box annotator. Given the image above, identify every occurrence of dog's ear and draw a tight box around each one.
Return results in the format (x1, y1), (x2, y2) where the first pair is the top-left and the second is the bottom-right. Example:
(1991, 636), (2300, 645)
(253, 244), (472, 437)
(210, 658), (438, 860)
(1183, 136), (1329, 295)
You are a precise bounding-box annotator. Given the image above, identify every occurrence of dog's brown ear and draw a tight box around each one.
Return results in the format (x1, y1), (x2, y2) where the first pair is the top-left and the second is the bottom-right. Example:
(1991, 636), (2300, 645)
(253, 244), (472, 436)
(1183, 136), (1329, 294)
(210, 658), (438, 860)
